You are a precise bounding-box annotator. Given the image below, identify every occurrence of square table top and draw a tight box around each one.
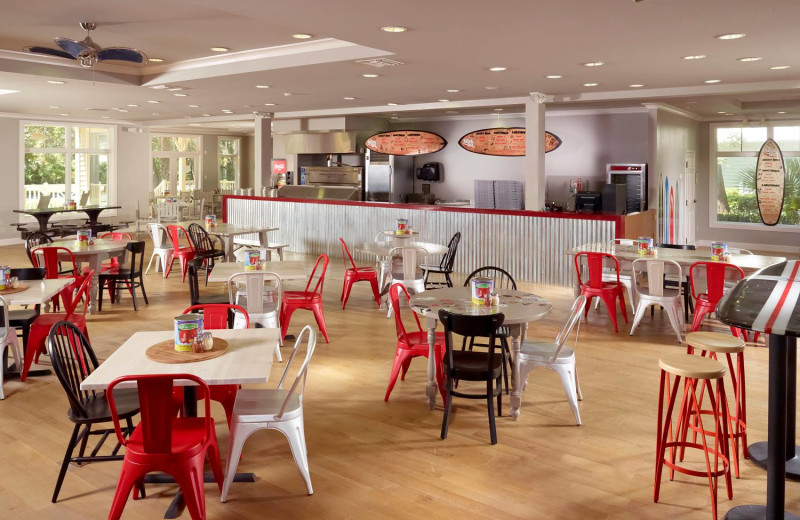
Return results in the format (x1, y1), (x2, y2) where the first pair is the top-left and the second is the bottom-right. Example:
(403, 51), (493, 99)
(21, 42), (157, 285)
(81, 328), (278, 391)
(0, 278), (73, 306)
(207, 261), (307, 283)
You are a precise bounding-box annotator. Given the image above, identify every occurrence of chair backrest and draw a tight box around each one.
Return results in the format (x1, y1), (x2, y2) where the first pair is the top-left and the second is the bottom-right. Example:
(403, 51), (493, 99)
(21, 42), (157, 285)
(389, 246), (429, 282)
(549, 295), (588, 363)
(157, 202), (180, 220)
(574, 251), (620, 288)
(187, 223), (215, 255)
(0, 295), (10, 333)
(632, 258), (682, 297)
(37, 194), (52, 210)
(107, 373), (212, 453)
(275, 325), (317, 419)
(183, 303), (249, 329)
(100, 232), (133, 241)
(304, 254), (329, 295)
(389, 283), (422, 344)
(689, 261), (745, 303)
(340, 238), (358, 270)
(227, 272), (282, 316)
(147, 223), (171, 250)
(64, 270), (94, 320)
(79, 192), (90, 206)
(438, 310), (504, 374)
(46, 320), (102, 420)
(32, 246), (76, 279)
(186, 258), (205, 305)
(25, 231), (53, 265)
(124, 241), (147, 276)
(464, 266), (517, 290)
(10, 267), (45, 281)
(656, 243), (696, 251)
(166, 225), (193, 251)
(439, 231), (462, 270)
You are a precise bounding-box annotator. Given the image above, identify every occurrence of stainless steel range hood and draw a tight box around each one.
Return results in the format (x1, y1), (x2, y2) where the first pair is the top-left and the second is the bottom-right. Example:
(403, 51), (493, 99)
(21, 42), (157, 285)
(284, 131), (366, 154)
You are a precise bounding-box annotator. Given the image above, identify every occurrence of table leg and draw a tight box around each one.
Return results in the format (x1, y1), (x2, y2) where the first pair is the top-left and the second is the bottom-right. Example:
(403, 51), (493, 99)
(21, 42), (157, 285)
(87, 257), (100, 314)
(225, 236), (235, 262)
(509, 323), (526, 421)
(35, 214), (51, 232)
(377, 258), (391, 309)
(425, 315), (438, 410)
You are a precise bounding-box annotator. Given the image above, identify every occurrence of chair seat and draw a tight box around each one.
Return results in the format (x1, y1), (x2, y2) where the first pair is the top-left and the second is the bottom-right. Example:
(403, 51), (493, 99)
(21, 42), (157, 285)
(232, 388), (303, 422)
(420, 264), (449, 273)
(519, 341), (575, 363)
(99, 267), (140, 279)
(448, 351), (503, 379)
(347, 266), (377, 274)
(68, 389), (140, 424)
(284, 291), (321, 304)
(126, 417), (209, 457)
(33, 313), (86, 330)
(637, 287), (681, 299)
(174, 247), (194, 255)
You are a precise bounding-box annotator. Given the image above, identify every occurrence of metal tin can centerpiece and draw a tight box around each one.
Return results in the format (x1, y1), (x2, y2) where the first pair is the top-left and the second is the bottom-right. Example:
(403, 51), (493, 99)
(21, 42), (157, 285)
(637, 236), (653, 255)
(205, 214), (216, 227)
(175, 314), (203, 352)
(76, 230), (89, 244)
(245, 250), (262, 271)
(711, 241), (728, 261)
(471, 276), (494, 306)
(396, 218), (409, 234)
(0, 266), (10, 290)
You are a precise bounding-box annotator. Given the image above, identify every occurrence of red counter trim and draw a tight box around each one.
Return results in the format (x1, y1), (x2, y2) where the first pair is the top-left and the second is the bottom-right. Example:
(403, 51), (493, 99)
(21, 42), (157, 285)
(222, 195), (625, 236)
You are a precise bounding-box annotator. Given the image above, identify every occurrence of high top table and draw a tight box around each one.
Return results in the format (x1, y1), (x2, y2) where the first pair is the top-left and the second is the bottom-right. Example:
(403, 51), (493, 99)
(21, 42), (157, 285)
(14, 204), (121, 232)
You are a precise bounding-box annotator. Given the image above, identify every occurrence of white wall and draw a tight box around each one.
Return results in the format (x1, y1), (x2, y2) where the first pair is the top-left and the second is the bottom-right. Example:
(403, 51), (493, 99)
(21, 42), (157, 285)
(0, 117), (21, 240)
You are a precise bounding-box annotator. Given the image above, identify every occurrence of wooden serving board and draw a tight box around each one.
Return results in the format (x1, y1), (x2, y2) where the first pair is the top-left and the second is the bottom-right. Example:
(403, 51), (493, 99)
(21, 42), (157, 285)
(0, 284), (30, 295)
(145, 337), (229, 364)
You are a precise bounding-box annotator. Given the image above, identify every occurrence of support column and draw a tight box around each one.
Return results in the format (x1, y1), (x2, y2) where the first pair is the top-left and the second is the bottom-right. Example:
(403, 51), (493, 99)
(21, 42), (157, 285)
(254, 114), (273, 191)
(524, 93), (547, 211)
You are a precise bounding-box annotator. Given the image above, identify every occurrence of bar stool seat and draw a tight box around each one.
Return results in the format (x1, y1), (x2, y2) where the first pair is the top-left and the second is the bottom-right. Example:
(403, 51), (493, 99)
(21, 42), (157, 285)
(657, 353), (726, 380)
(686, 331), (745, 353)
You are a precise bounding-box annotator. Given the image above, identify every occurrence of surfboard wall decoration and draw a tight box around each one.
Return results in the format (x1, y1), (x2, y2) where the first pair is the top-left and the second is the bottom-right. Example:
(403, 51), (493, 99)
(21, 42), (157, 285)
(755, 138), (785, 226)
(458, 127), (562, 156)
(364, 130), (447, 156)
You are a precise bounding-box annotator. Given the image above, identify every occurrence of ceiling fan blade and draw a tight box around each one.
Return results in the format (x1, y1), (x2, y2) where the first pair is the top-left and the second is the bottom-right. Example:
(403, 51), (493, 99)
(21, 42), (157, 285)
(24, 46), (76, 60)
(97, 47), (147, 65)
(55, 37), (91, 58)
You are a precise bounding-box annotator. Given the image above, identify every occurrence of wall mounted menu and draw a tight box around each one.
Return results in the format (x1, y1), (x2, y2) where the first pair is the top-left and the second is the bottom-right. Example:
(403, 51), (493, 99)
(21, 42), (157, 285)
(756, 138), (785, 226)
(458, 127), (562, 156)
(364, 130), (447, 156)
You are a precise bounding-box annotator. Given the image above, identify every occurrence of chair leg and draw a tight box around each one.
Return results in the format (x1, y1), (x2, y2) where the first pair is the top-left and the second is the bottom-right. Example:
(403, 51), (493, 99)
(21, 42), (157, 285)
(575, 364), (583, 401)
(129, 280), (139, 311)
(311, 304), (330, 343)
(173, 464), (206, 520)
(108, 464), (142, 520)
(445, 272), (453, 288)
(629, 301), (648, 336)
(369, 278), (381, 306)
(52, 424), (81, 503)
(145, 252), (157, 275)
(554, 363), (581, 425)
(665, 300), (684, 343)
(384, 349), (410, 401)
(275, 418), (313, 495)
(139, 275), (149, 305)
(400, 356), (413, 380)
(486, 379), (497, 445)
(441, 386), (453, 440)
(341, 278), (353, 310)
(221, 422), (253, 502)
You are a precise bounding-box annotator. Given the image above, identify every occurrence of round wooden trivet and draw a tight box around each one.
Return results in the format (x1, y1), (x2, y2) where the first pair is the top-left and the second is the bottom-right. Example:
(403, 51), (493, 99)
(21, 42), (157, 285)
(145, 337), (229, 364)
(0, 284), (30, 295)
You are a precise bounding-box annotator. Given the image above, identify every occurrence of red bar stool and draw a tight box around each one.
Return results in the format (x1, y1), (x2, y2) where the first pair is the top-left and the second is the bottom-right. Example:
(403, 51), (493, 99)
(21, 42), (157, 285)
(654, 353), (731, 520)
(684, 331), (747, 478)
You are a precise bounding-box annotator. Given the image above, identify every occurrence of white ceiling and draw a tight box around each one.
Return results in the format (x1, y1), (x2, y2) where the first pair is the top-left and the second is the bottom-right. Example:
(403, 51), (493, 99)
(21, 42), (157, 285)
(0, 0), (799, 124)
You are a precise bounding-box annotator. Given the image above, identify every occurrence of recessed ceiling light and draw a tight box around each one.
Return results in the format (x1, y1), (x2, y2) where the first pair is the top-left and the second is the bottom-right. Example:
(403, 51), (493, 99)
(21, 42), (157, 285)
(446, 89), (460, 93)
(737, 57), (762, 62)
(494, 108), (503, 112)
(717, 111), (727, 114)
(148, 58), (164, 63)
(292, 33), (313, 39)
(682, 55), (706, 60)
(770, 65), (791, 70)
(362, 74), (380, 78)
(484, 86), (499, 90)
(387, 102), (398, 106)
(256, 85), (270, 89)
(202, 113), (212, 117)
(147, 100), (160, 103)
(778, 111), (787, 114)
(152, 112), (160, 116)
(583, 82), (599, 87)
(629, 84), (644, 88)
(210, 47), (230, 52)
(545, 75), (563, 79)
(704, 79), (721, 83)
(167, 87), (184, 91)
(582, 62), (604, 67)
(716, 33), (746, 40)
(149, 85), (168, 90)
(343, 97), (356, 100)
(188, 104), (200, 108)
(283, 92), (292, 96)
(381, 26), (408, 33)
(59, 113), (69, 116)
(117, 109), (128, 113)
(49, 105), (60, 109)
(47, 80), (65, 84)
(438, 99), (450, 102)
(446, 110), (459, 114)
(174, 93), (188, 97)
(100, 116), (110, 119)
(126, 104), (139, 107)
(264, 103), (276, 106)
(488, 66), (507, 72)
(723, 113), (733, 116)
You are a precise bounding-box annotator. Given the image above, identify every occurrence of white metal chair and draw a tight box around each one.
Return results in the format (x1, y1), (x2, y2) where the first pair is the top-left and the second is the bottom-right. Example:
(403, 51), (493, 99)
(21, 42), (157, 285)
(518, 295), (587, 425)
(144, 223), (174, 277)
(629, 259), (685, 342)
(228, 271), (283, 361)
(220, 325), (317, 502)
(156, 202), (181, 223)
(385, 246), (429, 318)
(0, 295), (23, 400)
(594, 239), (636, 313)
(134, 201), (156, 235)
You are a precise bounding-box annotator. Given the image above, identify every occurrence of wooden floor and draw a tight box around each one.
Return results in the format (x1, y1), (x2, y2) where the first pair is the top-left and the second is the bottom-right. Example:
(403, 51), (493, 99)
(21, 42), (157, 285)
(1, 242), (798, 519)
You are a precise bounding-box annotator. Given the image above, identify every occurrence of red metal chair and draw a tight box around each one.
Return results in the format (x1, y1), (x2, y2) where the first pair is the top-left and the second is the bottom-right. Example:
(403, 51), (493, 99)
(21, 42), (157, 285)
(281, 254), (330, 343)
(175, 304), (250, 427)
(689, 261), (745, 336)
(165, 225), (196, 282)
(21, 270), (93, 381)
(98, 232), (132, 273)
(385, 283), (446, 402)
(573, 251), (628, 332)
(31, 245), (87, 310)
(106, 373), (224, 520)
(339, 238), (381, 309)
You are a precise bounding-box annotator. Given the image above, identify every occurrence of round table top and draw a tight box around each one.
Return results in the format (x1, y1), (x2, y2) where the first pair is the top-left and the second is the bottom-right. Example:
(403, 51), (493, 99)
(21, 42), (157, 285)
(380, 230), (419, 238)
(50, 238), (130, 255)
(409, 287), (552, 325)
(357, 241), (447, 256)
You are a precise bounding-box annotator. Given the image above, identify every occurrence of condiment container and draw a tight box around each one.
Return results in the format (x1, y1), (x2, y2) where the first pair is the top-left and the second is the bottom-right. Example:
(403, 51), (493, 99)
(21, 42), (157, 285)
(175, 314), (203, 352)
(471, 277), (494, 306)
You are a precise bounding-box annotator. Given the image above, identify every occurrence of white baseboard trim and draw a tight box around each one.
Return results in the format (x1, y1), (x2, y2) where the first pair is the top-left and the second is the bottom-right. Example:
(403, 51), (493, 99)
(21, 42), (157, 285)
(0, 237), (24, 246)
(696, 239), (799, 255)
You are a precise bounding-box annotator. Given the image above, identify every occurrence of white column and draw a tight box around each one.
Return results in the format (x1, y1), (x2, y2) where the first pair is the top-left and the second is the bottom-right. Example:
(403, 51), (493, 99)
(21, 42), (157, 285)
(254, 114), (273, 191)
(524, 93), (547, 211)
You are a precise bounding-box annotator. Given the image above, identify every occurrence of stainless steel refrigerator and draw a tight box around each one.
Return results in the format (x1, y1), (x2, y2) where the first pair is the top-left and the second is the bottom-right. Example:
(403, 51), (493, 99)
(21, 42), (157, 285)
(364, 149), (415, 202)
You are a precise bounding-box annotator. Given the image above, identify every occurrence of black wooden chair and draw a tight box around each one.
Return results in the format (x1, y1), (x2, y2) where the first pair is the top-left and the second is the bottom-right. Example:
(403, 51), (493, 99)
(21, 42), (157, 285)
(656, 243), (696, 321)
(187, 223), (226, 284)
(97, 241), (149, 311)
(423, 231), (461, 289)
(8, 267), (45, 349)
(24, 231), (53, 267)
(188, 257), (229, 307)
(462, 267), (516, 393)
(438, 309), (505, 445)
(47, 321), (140, 503)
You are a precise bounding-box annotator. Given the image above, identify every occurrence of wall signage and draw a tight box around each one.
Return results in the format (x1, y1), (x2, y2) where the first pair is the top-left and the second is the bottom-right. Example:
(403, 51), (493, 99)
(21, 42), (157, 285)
(755, 138), (785, 226)
(458, 127), (562, 156)
(364, 130), (447, 156)
(271, 159), (287, 175)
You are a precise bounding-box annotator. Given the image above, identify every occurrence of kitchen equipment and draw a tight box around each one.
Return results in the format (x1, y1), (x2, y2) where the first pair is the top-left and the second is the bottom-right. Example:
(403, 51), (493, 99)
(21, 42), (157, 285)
(365, 149), (415, 203)
(601, 183), (627, 214)
(417, 162), (441, 182)
(607, 163), (648, 213)
(575, 191), (602, 213)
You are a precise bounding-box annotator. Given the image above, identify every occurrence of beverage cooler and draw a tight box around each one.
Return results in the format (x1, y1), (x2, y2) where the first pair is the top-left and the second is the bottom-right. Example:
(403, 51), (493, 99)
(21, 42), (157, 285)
(606, 163), (647, 213)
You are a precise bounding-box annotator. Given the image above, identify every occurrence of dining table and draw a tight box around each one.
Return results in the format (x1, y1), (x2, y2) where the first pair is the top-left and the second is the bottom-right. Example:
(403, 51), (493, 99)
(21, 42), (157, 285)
(81, 327), (279, 519)
(409, 287), (552, 418)
(14, 204), (121, 232)
(207, 261), (308, 283)
(177, 221), (279, 262)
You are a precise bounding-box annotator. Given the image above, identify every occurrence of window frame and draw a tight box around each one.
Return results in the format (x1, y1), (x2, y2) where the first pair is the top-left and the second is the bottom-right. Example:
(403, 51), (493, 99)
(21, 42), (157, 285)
(19, 120), (116, 219)
(709, 121), (800, 233)
(218, 136), (241, 191)
(150, 134), (203, 195)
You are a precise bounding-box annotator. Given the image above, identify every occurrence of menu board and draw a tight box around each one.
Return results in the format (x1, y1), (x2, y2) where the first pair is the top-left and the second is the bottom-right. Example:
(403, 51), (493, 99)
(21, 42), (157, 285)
(364, 130), (447, 156)
(756, 138), (785, 226)
(458, 127), (562, 156)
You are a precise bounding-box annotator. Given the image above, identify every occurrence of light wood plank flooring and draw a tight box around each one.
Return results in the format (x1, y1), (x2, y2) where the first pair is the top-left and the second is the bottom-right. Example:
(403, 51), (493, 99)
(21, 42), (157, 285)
(0, 242), (798, 519)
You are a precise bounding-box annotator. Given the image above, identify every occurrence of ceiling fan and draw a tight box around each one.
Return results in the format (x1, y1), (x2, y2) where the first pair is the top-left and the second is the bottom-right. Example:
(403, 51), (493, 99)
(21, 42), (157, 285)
(24, 22), (148, 67)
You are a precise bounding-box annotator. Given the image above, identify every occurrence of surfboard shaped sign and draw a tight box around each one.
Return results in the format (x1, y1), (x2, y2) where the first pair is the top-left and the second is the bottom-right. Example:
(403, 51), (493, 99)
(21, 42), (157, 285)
(364, 130), (447, 156)
(458, 127), (562, 156)
(756, 138), (785, 226)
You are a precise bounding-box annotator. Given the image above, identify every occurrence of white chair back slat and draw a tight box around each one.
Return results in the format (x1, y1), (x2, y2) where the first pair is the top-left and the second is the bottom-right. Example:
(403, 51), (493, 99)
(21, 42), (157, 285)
(277, 325), (317, 419)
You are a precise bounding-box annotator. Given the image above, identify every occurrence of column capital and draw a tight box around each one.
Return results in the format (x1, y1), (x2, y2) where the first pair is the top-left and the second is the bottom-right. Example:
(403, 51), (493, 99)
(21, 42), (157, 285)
(529, 92), (549, 104)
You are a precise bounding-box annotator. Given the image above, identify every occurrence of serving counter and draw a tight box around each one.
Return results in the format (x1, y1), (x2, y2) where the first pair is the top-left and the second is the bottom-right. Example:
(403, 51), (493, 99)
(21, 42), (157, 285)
(223, 196), (652, 287)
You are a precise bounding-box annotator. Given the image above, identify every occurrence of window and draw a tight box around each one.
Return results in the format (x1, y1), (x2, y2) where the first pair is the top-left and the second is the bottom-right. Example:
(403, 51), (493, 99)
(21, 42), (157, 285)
(712, 123), (800, 229)
(151, 135), (200, 197)
(218, 137), (240, 191)
(22, 123), (113, 210)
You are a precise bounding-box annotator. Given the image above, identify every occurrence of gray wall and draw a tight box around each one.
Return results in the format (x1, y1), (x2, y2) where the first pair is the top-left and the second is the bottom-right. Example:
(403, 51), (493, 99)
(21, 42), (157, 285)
(0, 117), (21, 241)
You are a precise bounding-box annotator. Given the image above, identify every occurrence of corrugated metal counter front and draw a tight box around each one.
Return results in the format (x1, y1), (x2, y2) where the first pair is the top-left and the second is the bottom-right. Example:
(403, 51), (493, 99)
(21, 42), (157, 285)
(223, 196), (620, 287)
